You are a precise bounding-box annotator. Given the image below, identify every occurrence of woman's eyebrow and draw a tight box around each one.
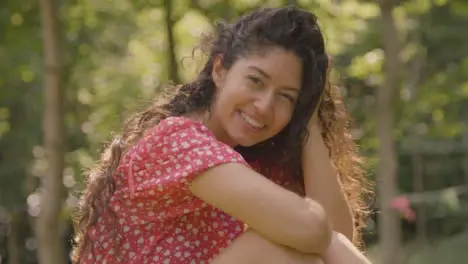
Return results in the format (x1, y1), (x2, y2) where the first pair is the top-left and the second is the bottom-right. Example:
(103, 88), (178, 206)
(247, 66), (271, 79)
(247, 65), (300, 92)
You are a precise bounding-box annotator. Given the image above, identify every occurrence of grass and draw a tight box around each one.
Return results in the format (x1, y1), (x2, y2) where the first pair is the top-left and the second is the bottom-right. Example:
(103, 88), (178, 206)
(366, 231), (468, 264)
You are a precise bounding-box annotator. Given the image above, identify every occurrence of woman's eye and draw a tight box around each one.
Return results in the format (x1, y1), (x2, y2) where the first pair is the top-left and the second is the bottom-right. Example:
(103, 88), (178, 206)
(247, 76), (263, 86)
(280, 93), (296, 103)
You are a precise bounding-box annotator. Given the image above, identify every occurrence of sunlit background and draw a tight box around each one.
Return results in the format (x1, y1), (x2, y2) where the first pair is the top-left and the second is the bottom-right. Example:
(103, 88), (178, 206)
(1, 0), (468, 263)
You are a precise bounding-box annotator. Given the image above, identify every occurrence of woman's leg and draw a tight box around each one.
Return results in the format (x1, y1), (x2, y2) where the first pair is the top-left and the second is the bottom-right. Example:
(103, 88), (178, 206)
(322, 233), (372, 264)
(211, 229), (324, 264)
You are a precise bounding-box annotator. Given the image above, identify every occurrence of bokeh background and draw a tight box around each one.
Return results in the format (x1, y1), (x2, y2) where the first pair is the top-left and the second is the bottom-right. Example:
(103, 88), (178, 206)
(1, 0), (468, 263)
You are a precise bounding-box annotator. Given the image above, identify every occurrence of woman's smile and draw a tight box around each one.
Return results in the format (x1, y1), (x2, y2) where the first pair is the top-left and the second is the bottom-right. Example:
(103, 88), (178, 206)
(238, 110), (266, 131)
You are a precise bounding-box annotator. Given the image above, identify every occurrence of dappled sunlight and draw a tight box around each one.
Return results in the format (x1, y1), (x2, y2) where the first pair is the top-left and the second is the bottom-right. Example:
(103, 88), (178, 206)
(1, 0), (468, 263)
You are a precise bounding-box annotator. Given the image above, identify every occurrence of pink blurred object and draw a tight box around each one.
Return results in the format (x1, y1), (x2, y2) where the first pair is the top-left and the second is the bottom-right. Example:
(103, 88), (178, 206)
(390, 196), (416, 222)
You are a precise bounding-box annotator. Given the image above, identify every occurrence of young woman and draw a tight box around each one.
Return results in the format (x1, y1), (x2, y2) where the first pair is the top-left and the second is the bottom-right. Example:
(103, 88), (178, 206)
(72, 6), (371, 264)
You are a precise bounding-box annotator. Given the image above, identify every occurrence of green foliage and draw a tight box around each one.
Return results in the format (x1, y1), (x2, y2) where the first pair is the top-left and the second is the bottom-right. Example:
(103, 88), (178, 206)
(1, 0), (468, 262)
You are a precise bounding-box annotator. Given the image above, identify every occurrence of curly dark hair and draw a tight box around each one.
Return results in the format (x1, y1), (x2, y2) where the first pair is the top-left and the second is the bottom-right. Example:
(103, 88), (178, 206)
(72, 6), (371, 263)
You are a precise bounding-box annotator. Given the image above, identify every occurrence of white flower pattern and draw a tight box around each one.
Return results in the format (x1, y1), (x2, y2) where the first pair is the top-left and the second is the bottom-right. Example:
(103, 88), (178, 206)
(82, 117), (248, 263)
(81, 116), (292, 263)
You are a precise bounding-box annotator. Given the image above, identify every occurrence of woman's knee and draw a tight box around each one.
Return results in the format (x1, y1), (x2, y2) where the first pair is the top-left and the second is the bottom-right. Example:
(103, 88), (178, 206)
(212, 229), (324, 264)
(300, 254), (325, 264)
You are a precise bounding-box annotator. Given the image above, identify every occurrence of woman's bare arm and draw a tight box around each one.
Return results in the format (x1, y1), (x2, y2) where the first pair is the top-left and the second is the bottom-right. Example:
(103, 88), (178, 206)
(189, 163), (332, 254)
(302, 56), (354, 240)
(302, 123), (354, 240)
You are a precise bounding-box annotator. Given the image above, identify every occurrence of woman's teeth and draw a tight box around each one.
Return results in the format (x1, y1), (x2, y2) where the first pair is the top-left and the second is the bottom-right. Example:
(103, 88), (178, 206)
(240, 112), (265, 129)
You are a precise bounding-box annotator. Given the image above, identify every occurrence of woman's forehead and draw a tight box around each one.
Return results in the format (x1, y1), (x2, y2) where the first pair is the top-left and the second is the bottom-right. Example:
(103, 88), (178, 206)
(234, 49), (302, 86)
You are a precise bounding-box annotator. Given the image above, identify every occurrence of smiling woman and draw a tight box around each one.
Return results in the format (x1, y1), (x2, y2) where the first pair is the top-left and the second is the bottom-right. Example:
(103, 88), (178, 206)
(206, 47), (302, 147)
(72, 5), (371, 264)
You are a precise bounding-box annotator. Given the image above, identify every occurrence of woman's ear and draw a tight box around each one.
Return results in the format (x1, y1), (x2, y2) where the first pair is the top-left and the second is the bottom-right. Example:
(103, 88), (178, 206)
(212, 55), (227, 89)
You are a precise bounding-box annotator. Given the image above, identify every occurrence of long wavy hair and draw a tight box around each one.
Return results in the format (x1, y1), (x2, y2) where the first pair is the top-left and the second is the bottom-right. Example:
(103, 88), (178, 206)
(72, 6), (371, 262)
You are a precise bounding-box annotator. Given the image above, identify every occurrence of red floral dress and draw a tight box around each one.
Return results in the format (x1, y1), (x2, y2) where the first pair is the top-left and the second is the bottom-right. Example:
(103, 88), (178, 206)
(82, 116), (249, 264)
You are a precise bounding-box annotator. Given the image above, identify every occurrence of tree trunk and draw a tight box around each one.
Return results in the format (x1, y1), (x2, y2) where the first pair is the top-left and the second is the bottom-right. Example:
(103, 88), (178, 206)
(164, 0), (180, 84)
(377, 0), (401, 264)
(408, 37), (426, 245)
(7, 213), (20, 264)
(412, 151), (426, 244)
(37, 0), (67, 263)
(462, 105), (468, 230)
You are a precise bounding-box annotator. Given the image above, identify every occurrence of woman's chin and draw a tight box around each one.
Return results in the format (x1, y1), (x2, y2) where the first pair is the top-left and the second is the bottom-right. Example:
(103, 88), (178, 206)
(237, 141), (257, 148)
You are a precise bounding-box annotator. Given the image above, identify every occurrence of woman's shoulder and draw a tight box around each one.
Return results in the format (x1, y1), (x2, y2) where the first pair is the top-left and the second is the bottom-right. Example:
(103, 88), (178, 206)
(124, 116), (224, 165)
(129, 115), (247, 167)
(137, 116), (217, 148)
(119, 116), (215, 168)
(117, 115), (248, 199)
(147, 116), (213, 138)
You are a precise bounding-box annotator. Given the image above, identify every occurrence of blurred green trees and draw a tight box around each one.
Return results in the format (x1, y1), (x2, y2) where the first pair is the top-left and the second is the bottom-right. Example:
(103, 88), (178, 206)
(1, 0), (467, 263)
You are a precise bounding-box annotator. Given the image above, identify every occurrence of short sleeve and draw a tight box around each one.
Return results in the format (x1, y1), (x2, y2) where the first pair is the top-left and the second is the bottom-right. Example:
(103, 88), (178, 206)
(122, 116), (248, 200)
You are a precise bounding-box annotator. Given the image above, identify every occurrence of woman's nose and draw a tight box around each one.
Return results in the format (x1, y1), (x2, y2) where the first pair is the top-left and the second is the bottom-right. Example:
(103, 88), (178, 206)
(253, 92), (274, 116)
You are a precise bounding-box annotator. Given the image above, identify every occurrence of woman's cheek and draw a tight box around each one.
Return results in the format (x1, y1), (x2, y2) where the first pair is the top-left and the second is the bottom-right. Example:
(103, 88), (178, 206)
(274, 108), (293, 133)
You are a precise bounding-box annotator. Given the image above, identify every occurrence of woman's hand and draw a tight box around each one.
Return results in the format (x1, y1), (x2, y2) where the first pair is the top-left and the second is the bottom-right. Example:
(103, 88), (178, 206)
(305, 111), (322, 146)
(305, 53), (330, 141)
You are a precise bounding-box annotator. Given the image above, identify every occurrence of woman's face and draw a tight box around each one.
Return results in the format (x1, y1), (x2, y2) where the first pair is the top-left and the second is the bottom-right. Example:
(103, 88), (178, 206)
(207, 47), (302, 147)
